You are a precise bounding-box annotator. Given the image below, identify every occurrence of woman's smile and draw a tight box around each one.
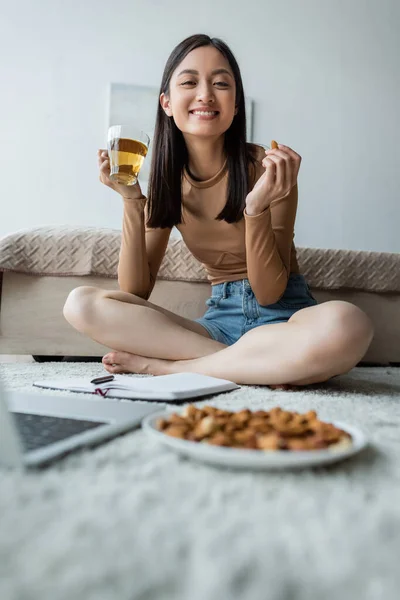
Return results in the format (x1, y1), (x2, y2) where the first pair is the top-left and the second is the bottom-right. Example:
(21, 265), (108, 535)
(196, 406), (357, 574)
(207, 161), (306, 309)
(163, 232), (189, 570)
(189, 109), (220, 120)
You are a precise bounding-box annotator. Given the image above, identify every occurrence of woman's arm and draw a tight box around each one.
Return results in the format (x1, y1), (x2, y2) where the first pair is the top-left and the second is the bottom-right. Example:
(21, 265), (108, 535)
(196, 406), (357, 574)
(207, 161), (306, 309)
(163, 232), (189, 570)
(118, 197), (171, 299)
(243, 143), (301, 306)
(244, 184), (298, 305)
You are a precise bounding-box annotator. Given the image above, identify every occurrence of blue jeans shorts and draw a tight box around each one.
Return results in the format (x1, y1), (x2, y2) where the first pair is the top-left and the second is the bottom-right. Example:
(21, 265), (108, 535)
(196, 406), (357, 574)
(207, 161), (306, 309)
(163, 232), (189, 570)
(195, 273), (318, 346)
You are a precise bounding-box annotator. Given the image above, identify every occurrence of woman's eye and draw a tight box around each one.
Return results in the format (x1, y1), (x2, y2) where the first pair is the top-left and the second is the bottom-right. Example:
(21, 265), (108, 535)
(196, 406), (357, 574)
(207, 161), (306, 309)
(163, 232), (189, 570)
(180, 80), (229, 87)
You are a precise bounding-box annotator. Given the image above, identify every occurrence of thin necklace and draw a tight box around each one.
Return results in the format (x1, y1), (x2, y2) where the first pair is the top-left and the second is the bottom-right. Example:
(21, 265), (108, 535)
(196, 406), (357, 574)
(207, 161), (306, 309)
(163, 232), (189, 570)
(186, 157), (227, 181)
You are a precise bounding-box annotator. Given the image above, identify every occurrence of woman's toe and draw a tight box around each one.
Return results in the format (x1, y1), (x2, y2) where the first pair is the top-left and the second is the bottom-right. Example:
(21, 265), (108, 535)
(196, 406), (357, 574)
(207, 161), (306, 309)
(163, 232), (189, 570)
(104, 363), (124, 374)
(102, 352), (116, 365)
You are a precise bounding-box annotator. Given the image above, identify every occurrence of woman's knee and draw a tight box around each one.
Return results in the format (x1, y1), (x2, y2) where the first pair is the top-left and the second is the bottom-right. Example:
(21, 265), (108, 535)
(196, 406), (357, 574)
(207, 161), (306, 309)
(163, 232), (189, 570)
(333, 302), (374, 348)
(317, 301), (374, 367)
(63, 286), (101, 331)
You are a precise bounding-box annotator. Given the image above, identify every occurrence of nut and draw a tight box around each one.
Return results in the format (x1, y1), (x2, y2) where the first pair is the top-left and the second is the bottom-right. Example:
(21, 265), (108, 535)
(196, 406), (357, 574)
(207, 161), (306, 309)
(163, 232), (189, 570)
(155, 405), (352, 452)
(231, 409), (251, 425)
(257, 433), (281, 451)
(205, 432), (231, 446)
(156, 418), (169, 431)
(182, 405), (198, 421)
(192, 416), (218, 439)
(168, 413), (190, 428)
(163, 425), (188, 439)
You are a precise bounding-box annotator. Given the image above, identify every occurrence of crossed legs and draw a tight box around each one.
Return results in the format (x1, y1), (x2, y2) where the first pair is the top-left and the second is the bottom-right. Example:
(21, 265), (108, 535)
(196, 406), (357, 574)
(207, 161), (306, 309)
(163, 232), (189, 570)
(63, 286), (374, 386)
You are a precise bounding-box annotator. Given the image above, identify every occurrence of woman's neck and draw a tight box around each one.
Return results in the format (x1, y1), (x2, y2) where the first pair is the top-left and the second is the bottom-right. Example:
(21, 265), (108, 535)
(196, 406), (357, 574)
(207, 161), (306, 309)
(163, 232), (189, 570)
(184, 135), (226, 181)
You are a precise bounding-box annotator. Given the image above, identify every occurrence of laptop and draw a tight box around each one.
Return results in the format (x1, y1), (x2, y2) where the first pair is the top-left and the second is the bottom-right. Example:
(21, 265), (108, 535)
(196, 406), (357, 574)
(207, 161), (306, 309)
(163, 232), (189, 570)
(0, 373), (160, 469)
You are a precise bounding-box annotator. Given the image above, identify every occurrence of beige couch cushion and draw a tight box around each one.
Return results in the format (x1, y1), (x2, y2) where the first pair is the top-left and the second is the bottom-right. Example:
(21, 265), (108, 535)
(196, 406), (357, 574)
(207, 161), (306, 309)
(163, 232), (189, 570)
(0, 226), (399, 293)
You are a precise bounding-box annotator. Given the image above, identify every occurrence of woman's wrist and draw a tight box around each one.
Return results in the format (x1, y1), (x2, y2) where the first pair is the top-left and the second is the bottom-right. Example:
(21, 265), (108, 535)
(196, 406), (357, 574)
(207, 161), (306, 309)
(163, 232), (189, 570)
(122, 194), (146, 203)
(245, 202), (270, 216)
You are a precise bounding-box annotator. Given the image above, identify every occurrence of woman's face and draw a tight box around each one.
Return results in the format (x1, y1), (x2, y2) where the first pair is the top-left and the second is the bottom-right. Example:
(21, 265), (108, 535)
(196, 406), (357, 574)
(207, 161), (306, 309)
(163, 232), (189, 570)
(160, 45), (237, 139)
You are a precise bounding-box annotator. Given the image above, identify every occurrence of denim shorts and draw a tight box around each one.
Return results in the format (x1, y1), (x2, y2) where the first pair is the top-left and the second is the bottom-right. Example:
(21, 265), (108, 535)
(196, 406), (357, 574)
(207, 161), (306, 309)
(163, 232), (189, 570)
(195, 273), (318, 346)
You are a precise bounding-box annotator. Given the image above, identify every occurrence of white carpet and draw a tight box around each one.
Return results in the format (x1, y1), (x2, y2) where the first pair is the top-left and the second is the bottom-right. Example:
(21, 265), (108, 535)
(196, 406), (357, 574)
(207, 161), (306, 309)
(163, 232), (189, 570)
(1, 361), (400, 600)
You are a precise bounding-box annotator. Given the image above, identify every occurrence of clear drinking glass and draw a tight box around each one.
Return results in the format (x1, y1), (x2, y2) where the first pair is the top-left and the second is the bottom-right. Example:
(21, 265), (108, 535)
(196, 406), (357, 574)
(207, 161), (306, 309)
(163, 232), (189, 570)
(107, 125), (150, 186)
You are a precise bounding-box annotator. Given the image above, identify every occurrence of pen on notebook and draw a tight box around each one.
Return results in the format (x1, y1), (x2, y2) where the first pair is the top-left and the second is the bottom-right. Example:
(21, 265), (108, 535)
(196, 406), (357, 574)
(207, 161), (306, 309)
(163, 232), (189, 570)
(90, 375), (115, 384)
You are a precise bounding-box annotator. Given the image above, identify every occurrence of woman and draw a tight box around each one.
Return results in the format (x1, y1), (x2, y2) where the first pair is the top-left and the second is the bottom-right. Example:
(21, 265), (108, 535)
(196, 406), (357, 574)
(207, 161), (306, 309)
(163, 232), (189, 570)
(63, 34), (373, 387)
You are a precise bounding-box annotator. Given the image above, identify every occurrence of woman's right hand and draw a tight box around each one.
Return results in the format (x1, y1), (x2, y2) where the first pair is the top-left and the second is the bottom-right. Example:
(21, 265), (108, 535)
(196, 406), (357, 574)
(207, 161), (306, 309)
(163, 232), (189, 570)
(97, 149), (144, 200)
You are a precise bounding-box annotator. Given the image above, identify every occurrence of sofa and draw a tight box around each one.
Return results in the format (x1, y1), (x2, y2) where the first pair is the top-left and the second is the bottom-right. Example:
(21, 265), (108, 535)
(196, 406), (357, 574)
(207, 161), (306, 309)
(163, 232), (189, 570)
(0, 226), (399, 364)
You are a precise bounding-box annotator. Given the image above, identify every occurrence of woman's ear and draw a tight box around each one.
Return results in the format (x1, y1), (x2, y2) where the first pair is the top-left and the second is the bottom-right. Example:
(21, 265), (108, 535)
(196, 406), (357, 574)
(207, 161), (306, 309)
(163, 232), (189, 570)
(160, 93), (173, 117)
(234, 106), (238, 116)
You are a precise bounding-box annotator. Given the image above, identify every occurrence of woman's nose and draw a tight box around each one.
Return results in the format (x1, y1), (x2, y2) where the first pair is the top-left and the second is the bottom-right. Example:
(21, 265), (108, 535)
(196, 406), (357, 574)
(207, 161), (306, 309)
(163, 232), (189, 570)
(196, 83), (215, 103)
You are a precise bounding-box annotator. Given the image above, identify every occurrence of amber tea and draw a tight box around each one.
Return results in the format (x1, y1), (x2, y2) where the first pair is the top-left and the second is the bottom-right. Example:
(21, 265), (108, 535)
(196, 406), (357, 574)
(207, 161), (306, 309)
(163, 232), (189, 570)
(108, 137), (148, 186)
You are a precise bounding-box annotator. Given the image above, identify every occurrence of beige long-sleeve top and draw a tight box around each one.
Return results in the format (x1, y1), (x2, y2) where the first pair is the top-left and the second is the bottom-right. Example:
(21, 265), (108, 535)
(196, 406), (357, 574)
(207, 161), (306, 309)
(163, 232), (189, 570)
(118, 144), (300, 306)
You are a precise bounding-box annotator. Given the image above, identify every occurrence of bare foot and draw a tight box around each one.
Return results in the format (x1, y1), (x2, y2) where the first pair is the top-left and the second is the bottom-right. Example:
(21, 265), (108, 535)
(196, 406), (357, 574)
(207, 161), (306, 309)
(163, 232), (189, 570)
(102, 352), (303, 389)
(102, 351), (173, 376)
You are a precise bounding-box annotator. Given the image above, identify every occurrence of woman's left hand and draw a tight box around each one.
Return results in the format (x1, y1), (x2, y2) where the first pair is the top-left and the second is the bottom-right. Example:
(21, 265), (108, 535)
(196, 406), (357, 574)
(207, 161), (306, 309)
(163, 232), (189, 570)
(245, 144), (302, 215)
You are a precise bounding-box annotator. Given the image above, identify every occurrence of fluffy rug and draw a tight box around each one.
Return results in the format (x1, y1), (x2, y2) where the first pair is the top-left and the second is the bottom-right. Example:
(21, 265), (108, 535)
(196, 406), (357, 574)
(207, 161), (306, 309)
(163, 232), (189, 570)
(1, 361), (400, 600)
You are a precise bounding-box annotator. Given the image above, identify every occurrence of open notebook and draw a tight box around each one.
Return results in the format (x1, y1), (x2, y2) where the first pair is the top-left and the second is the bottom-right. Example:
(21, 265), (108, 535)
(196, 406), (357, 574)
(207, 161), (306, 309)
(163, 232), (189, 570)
(33, 372), (240, 402)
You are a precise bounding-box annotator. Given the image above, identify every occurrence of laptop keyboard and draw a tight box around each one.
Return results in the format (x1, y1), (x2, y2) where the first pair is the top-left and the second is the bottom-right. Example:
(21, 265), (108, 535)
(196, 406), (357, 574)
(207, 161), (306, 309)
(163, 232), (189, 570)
(13, 412), (107, 453)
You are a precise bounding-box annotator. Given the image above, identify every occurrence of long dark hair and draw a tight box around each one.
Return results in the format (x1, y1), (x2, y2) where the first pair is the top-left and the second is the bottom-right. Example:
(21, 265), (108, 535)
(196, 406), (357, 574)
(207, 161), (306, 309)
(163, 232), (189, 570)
(146, 34), (258, 228)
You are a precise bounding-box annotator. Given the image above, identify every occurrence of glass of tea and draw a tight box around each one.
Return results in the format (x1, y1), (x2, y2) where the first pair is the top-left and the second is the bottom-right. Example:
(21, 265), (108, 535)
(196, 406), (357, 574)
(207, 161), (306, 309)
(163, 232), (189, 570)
(107, 125), (150, 186)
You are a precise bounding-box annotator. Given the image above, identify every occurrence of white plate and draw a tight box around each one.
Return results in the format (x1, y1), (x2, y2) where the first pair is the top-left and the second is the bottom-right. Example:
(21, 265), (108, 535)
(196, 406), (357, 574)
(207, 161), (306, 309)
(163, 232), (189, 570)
(142, 410), (369, 470)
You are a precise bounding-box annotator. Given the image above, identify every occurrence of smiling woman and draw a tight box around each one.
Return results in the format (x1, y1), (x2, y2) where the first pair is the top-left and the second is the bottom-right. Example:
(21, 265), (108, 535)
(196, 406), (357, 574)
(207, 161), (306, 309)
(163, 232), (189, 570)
(63, 33), (374, 387)
(147, 38), (250, 227)
(167, 62), (237, 135)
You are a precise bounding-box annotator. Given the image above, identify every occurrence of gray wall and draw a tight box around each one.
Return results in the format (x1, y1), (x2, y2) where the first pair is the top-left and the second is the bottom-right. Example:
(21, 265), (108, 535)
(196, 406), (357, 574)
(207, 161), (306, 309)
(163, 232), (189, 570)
(1, 0), (399, 251)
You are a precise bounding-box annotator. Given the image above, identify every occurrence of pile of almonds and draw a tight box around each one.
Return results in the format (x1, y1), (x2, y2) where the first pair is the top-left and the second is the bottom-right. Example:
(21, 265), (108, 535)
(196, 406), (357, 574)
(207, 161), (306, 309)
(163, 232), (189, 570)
(156, 405), (352, 452)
